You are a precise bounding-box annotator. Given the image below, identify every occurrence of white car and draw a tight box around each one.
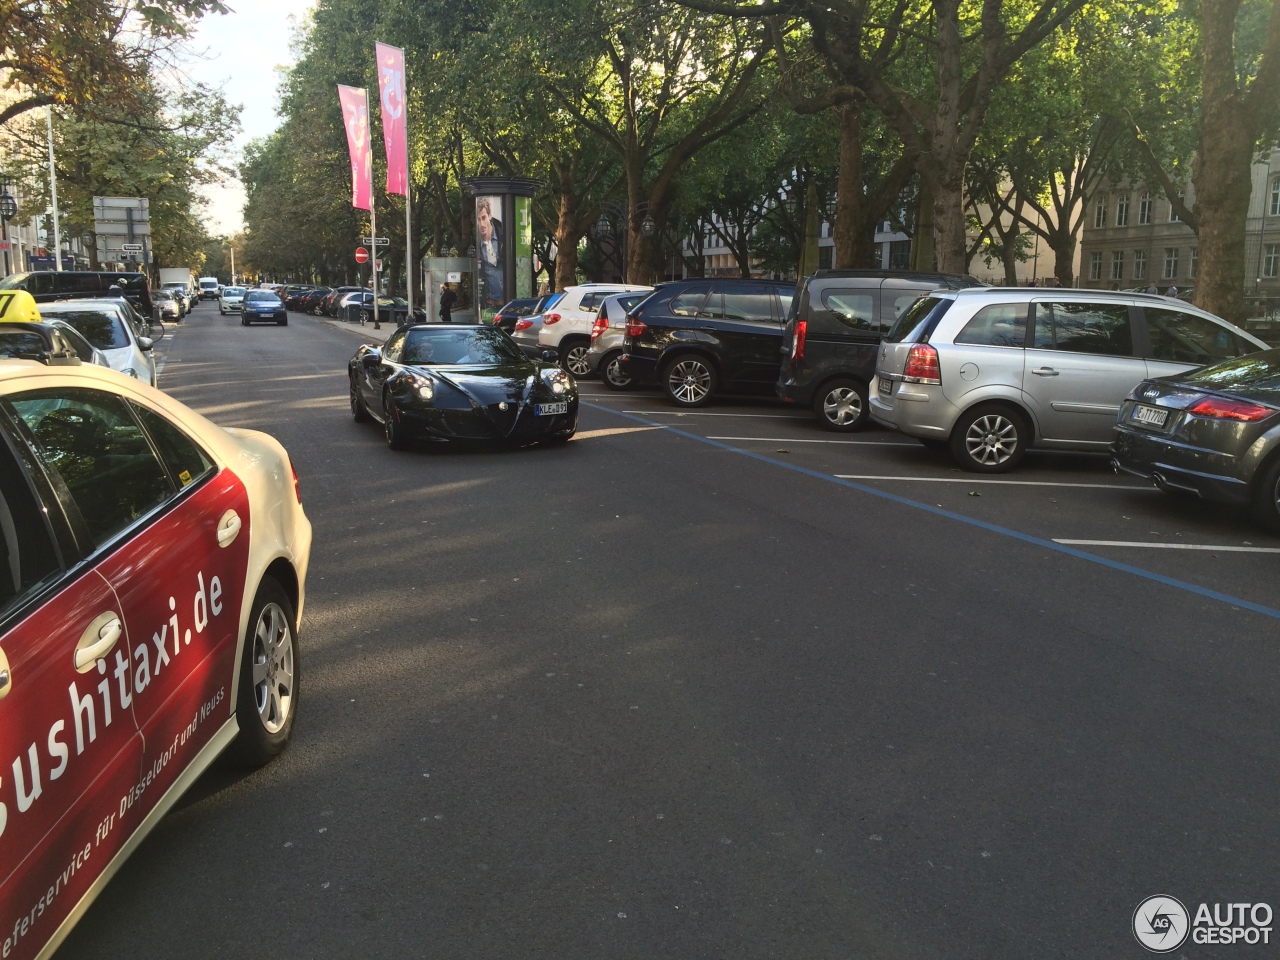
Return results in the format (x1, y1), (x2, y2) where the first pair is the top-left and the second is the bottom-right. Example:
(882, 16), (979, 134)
(533, 283), (652, 375)
(38, 298), (160, 387)
(219, 286), (247, 314)
(161, 283), (195, 316)
(0, 359), (310, 960)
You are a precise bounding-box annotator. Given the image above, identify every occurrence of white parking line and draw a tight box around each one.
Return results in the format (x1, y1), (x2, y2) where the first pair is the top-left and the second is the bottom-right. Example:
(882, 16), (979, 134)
(709, 436), (915, 446)
(623, 410), (811, 419)
(834, 474), (1156, 490)
(1053, 539), (1280, 553)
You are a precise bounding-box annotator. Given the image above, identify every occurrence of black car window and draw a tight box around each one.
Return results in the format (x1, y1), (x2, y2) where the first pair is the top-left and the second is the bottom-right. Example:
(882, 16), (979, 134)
(817, 288), (876, 332)
(1144, 307), (1240, 364)
(25, 274), (53, 296)
(11, 389), (173, 547)
(722, 285), (777, 323)
(698, 292), (724, 319)
(670, 288), (708, 318)
(0, 426), (61, 621)
(1033, 302), (1133, 356)
(55, 274), (102, 295)
(891, 294), (924, 321)
(778, 290), (796, 322)
(383, 329), (406, 362)
(0, 332), (49, 360)
(45, 310), (131, 349)
(130, 404), (215, 489)
(954, 303), (1027, 347)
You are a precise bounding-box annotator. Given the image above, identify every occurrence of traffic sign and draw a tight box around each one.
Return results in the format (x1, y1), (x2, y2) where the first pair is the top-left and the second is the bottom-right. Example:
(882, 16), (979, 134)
(355, 247), (369, 264)
(120, 243), (144, 252)
(362, 236), (390, 246)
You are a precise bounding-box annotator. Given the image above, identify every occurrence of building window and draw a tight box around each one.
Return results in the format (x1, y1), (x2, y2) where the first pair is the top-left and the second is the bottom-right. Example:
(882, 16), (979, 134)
(1089, 251), (1103, 280)
(1134, 249), (1147, 279)
(1189, 247), (1197, 279)
(1094, 197), (1107, 229)
(1111, 250), (1124, 280)
(1164, 247), (1179, 279)
(1271, 178), (1280, 217)
(1265, 244), (1279, 279)
(1139, 192), (1152, 225)
(1115, 193), (1129, 227)
(1170, 191), (1184, 223)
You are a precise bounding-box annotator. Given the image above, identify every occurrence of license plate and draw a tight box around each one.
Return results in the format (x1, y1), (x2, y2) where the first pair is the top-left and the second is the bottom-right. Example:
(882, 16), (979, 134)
(877, 376), (892, 396)
(1132, 403), (1168, 427)
(535, 402), (568, 416)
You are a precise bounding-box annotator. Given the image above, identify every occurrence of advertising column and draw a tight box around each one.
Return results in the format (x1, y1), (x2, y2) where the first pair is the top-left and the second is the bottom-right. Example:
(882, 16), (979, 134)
(515, 196), (533, 299)
(475, 195), (505, 322)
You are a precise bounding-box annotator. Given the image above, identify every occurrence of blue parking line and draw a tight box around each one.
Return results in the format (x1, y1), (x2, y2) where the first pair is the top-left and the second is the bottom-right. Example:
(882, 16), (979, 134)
(585, 402), (1280, 622)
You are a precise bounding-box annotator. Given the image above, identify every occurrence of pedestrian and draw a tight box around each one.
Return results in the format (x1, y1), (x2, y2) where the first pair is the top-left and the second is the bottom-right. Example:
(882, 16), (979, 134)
(1165, 283), (1179, 298)
(439, 282), (457, 322)
(1027, 278), (1038, 287)
(1109, 281), (1121, 291)
(1145, 281), (1159, 295)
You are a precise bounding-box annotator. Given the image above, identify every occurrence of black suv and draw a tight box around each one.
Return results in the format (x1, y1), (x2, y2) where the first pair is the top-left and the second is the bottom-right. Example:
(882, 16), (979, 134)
(620, 278), (795, 406)
(777, 270), (982, 430)
(0, 270), (154, 315)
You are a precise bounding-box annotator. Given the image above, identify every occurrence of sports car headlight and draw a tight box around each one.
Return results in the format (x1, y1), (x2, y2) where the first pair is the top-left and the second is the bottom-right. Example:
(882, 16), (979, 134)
(408, 375), (434, 400)
(542, 368), (572, 395)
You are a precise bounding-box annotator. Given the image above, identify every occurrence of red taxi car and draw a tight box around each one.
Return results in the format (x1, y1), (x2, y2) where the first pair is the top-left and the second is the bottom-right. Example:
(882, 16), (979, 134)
(0, 354), (311, 960)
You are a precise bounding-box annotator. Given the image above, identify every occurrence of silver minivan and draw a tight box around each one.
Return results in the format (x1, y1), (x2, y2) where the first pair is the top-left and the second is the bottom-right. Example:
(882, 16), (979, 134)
(869, 288), (1268, 472)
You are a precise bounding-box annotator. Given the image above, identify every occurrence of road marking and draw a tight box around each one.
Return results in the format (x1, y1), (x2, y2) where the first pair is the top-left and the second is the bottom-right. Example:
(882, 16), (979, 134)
(1054, 539), (1280, 553)
(834, 474), (1155, 490)
(585, 401), (1280, 622)
(623, 410), (811, 419)
(709, 437), (915, 446)
(574, 426), (666, 440)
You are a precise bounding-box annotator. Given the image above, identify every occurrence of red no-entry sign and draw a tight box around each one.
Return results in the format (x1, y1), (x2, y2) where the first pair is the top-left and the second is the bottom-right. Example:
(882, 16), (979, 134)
(354, 247), (369, 264)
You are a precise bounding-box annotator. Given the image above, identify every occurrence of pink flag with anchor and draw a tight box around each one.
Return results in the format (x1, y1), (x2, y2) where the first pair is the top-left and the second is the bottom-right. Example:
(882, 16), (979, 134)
(337, 84), (373, 210)
(375, 43), (409, 196)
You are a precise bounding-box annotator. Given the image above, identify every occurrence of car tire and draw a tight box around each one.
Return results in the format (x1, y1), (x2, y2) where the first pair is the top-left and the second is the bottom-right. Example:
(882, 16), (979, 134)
(350, 377), (370, 422)
(600, 351), (632, 390)
(663, 354), (717, 407)
(560, 339), (592, 378)
(231, 577), (298, 767)
(813, 378), (869, 432)
(1251, 455), (1280, 533)
(949, 403), (1029, 473)
(384, 395), (407, 450)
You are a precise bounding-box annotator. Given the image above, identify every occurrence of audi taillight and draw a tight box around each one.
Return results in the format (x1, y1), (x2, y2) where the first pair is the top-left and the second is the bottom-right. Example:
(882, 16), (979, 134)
(591, 317), (608, 340)
(625, 314), (647, 338)
(543, 312), (562, 325)
(1186, 396), (1276, 422)
(790, 319), (807, 360)
(902, 344), (941, 384)
(514, 319), (533, 332)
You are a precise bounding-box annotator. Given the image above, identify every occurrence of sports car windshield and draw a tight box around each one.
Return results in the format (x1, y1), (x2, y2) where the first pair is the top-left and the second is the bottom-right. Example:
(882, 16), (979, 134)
(403, 327), (525, 366)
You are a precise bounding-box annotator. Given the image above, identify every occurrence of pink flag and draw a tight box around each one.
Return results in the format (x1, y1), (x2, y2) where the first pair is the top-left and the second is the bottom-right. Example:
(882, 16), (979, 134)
(376, 42), (409, 196)
(337, 85), (373, 211)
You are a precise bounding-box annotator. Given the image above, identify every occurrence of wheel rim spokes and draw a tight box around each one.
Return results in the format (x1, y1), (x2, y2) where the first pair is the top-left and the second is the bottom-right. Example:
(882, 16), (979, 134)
(606, 358), (630, 385)
(252, 602), (294, 733)
(669, 361), (710, 404)
(823, 387), (861, 425)
(566, 348), (590, 376)
(964, 415), (1018, 465)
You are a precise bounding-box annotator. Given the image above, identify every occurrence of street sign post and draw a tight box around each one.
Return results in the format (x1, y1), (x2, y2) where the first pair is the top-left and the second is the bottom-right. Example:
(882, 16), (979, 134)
(375, 259), (383, 271)
(362, 237), (390, 246)
(355, 247), (369, 264)
(121, 243), (143, 253)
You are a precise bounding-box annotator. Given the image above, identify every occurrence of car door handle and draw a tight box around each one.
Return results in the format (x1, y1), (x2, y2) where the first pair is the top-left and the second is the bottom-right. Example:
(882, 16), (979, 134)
(217, 509), (242, 547)
(0, 646), (10, 700)
(75, 612), (122, 672)
(1031, 367), (1060, 376)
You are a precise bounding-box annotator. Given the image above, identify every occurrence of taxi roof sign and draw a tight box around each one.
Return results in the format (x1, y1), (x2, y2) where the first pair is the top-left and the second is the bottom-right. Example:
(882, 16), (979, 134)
(0, 290), (43, 325)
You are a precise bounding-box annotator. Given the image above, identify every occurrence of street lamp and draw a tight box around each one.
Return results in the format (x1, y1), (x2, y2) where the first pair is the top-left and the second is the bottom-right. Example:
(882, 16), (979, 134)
(0, 184), (17, 276)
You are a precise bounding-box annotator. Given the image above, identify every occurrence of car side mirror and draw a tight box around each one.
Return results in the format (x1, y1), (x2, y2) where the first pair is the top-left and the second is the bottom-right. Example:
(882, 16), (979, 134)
(541, 349), (559, 362)
(138, 337), (154, 351)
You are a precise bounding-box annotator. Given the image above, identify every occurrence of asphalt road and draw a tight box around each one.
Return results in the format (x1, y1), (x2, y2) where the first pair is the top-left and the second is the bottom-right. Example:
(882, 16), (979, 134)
(61, 300), (1280, 959)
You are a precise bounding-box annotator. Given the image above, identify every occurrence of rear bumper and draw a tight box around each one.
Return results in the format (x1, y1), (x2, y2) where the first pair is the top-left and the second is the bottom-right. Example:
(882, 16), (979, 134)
(620, 351), (660, 384)
(1112, 425), (1251, 504)
(868, 379), (956, 438)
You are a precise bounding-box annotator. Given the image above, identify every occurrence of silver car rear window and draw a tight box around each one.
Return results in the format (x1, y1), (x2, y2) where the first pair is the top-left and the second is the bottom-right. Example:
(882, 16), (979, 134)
(884, 296), (950, 343)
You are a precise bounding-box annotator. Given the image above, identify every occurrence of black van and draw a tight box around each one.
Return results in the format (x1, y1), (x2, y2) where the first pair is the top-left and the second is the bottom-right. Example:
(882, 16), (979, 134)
(620, 278), (795, 407)
(777, 270), (982, 430)
(0, 270), (154, 315)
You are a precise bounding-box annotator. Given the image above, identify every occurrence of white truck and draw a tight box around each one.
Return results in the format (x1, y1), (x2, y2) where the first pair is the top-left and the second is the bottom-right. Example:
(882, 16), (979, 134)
(198, 276), (220, 300)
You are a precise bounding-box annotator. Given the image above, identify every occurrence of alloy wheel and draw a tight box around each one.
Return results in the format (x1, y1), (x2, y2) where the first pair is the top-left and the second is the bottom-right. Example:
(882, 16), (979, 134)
(667, 359), (712, 405)
(604, 355), (631, 388)
(564, 345), (591, 377)
(964, 414), (1019, 466)
(250, 601), (294, 734)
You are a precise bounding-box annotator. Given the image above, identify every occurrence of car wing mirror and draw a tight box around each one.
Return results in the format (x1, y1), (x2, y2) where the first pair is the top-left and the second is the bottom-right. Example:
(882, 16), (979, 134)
(541, 349), (559, 362)
(138, 337), (154, 351)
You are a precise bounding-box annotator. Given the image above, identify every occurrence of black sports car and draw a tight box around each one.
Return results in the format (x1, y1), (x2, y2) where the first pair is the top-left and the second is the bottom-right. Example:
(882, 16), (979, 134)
(348, 324), (579, 450)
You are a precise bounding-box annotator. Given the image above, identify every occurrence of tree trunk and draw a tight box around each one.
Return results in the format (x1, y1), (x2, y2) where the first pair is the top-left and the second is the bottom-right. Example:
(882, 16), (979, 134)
(833, 102), (864, 270)
(911, 178), (935, 271)
(554, 181), (581, 292)
(932, 167), (968, 274)
(1051, 233), (1076, 287)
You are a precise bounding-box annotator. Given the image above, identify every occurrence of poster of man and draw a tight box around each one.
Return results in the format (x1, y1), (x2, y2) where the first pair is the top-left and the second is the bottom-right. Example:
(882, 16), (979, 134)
(475, 196), (505, 310)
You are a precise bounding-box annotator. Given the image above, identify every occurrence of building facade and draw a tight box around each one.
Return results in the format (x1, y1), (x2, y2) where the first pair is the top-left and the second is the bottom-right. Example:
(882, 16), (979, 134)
(1079, 148), (1280, 312)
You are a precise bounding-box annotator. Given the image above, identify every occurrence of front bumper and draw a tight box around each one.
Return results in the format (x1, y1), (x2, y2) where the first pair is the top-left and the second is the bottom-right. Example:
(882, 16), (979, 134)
(398, 398), (578, 443)
(1112, 425), (1251, 504)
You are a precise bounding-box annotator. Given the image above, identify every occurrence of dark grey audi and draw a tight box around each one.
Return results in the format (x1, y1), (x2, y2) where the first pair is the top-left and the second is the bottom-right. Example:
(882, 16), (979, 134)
(1113, 349), (1280, 530)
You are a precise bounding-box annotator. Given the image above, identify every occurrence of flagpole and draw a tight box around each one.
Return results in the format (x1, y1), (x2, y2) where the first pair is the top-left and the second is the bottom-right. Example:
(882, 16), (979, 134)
(370, 199), (380, 330)
(405, 186), (413, 320)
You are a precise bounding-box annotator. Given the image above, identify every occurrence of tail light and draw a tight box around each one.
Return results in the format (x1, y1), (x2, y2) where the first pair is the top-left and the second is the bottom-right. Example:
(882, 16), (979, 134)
(902, 344), (941, 384)
(591, 317), (608, 340)
(625, 314), (647, 338)
(1186, 396), (1276, 422)
(790, 319), (807, 360)
(290, 460), (302, 503)
(514, 319), (533, 332)
(543, 312), (562, 325)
